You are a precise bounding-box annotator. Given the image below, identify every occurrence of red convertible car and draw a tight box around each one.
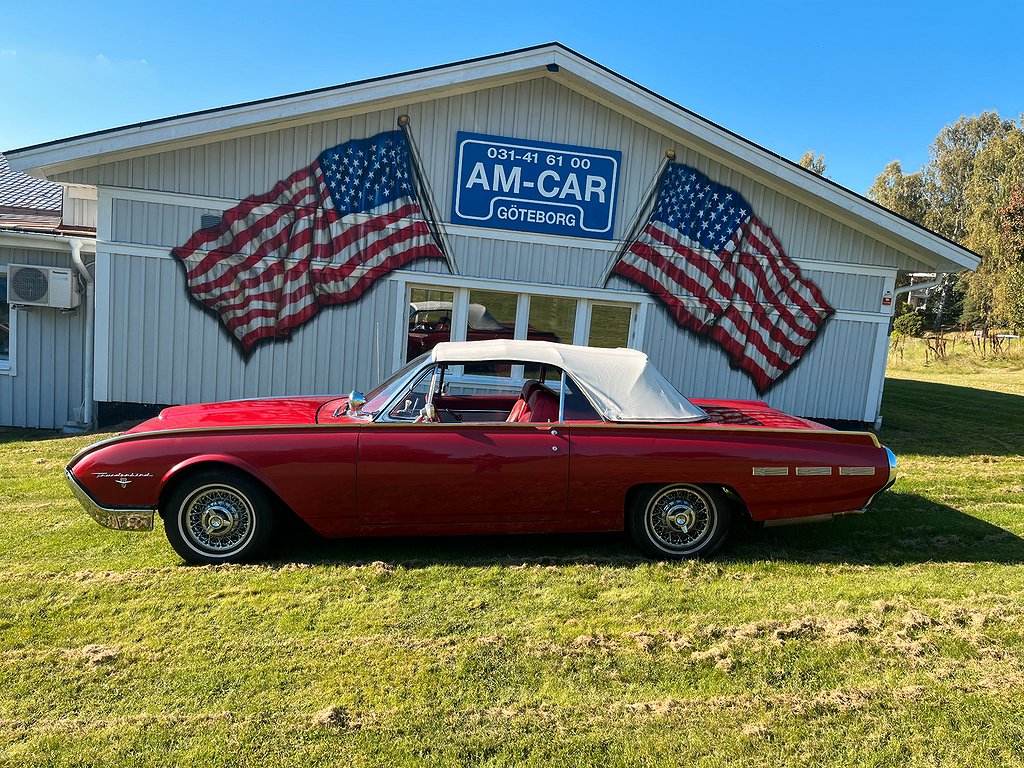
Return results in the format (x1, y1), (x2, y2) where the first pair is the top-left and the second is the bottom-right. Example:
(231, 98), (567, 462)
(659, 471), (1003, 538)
(66, 341), (896, 564)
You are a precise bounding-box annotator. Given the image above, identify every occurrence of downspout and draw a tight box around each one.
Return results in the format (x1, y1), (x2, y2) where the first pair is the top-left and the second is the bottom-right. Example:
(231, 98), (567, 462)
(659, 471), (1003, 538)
(869, 275), (948, 432)
(68, 237), (95, 429)
(893, 275), (946, 300)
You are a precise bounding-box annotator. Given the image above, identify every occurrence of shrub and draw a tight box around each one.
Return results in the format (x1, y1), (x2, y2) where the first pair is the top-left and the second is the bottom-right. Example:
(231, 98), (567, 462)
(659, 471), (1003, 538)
(893, 311), (925, 338)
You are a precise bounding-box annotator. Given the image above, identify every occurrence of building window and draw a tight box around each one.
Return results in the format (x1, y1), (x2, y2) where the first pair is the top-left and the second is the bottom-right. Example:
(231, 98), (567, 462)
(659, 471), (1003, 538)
(588, 303), (632, 348)
(0, 270), (11, 373)
(401, 282), (640, 388)
(407, 287), (455, 361)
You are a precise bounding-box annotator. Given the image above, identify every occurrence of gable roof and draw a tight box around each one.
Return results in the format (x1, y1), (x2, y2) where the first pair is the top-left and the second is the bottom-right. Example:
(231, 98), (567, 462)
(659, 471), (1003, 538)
(3, 43), (979, 272)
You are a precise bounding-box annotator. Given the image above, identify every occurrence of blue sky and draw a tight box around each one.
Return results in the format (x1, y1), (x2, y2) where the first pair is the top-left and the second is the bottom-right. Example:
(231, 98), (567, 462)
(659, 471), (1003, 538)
(2, 0), (1021, 194)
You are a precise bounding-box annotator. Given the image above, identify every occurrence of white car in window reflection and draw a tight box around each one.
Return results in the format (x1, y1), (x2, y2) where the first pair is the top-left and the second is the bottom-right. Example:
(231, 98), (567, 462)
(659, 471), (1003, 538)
(407, 301), (560, 359)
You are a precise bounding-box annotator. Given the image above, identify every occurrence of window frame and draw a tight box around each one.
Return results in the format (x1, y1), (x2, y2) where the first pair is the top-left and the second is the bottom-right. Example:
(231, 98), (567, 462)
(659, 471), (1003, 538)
(0, 266), (15, 376)
(391, 275), (650, 389)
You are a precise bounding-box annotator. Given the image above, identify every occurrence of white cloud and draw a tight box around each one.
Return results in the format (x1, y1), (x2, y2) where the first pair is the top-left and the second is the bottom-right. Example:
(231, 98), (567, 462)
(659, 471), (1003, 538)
(0, 49), (16, 57)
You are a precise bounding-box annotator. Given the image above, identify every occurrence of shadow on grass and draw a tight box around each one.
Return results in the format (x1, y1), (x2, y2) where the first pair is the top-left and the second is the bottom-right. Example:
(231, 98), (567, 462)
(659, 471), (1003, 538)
(881, 378), (1024, 457)
(265, 491), (1024, 569)
(0, 428), (74, 445)
(729, 491), (1024, 565)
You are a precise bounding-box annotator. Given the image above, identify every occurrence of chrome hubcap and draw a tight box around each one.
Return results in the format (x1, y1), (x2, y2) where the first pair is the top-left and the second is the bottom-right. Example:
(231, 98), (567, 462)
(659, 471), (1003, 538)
(181, 485), (254, 555)
(647, 486), (715, 553)
(665, 502), (698, 533)
(201, 504), (239, 537)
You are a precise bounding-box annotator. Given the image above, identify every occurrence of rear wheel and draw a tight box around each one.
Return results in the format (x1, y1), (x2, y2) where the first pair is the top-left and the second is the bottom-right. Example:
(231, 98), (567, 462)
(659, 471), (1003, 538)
(162, 470), (275, 564)
(628, 483), (730, 560)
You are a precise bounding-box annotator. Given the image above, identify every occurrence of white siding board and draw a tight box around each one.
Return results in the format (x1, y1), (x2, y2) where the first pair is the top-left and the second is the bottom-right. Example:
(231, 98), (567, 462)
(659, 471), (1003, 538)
(96, 250), (398, 406)
(50, 76), (930, 422)
(0, 246), (88, 429)
(642, 305), (877, 421)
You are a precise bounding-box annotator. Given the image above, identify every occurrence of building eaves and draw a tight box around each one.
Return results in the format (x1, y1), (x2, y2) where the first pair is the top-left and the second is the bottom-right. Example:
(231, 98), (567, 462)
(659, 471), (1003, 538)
(3, 42), (981, 273)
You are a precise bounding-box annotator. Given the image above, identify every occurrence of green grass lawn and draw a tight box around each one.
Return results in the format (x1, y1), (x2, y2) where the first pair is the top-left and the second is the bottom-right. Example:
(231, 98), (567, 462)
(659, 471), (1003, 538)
(1, 350), (1022, 766)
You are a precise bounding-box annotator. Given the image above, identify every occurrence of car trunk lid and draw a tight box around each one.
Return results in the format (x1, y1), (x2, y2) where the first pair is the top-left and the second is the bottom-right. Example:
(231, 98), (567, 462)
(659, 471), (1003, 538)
(691, 398), (832, 430)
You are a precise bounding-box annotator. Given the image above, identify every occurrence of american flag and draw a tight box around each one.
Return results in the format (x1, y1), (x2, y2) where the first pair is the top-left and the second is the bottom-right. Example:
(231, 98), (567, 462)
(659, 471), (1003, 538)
(172, 130), (444, 350)
(611, 163), (834, 392)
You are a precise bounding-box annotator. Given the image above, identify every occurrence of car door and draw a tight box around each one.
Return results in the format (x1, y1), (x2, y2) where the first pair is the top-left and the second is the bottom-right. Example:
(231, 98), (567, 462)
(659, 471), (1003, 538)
(357, 422), (569, 532)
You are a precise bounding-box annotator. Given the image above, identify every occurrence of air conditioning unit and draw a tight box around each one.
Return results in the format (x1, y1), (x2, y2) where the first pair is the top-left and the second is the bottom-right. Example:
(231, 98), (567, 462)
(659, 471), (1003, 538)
(6, 265), (81, 309)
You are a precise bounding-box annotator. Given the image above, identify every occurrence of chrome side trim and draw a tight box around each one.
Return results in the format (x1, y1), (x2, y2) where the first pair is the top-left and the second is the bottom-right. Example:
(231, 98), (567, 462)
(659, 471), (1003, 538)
(795, 466), (832, 476)
(839, 466), (876, 476)
(763, 513), (834, 527)
(763, 508), (865, 527)
(68, 418), (884, 467)
(752, 467), (789, 476)
(65, 469), (155, 532)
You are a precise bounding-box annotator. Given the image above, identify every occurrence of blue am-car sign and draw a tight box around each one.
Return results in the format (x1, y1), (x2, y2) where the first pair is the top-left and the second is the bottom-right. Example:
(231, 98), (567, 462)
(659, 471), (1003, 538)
(451, 132), (621, 240)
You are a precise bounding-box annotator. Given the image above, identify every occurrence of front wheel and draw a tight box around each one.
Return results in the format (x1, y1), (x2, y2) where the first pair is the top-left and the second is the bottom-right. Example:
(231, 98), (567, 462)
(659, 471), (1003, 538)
(162, 470), (275, 564)
(628, 483), (730, 560)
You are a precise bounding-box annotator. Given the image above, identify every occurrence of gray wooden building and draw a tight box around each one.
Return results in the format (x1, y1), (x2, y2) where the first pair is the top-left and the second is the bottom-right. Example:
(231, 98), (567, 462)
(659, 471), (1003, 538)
(4, 44), (979, 430)
(0, 155), (96, 429)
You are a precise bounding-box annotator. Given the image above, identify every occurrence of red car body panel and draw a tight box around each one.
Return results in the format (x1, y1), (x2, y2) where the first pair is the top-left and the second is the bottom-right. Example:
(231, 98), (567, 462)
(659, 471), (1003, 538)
(67, 391), (891, 540)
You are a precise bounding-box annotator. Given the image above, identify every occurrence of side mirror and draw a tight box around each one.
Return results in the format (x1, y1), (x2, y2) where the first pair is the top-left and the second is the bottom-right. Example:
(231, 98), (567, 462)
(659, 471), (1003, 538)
(347, 390), (367, 415)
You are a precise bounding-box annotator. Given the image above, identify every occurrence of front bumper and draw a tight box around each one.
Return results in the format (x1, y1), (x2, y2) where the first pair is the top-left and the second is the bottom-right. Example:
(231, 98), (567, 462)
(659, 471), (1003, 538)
(65, 469), (156, 532)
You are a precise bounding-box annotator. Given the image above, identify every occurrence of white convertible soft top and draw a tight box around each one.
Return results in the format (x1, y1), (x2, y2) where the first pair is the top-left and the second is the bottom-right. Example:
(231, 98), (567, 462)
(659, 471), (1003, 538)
(429, 340), (707, 423)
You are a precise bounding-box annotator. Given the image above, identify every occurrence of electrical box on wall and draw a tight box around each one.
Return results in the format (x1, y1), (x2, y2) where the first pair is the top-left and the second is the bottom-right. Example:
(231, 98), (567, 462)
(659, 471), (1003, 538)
(6, 264), (81, 309)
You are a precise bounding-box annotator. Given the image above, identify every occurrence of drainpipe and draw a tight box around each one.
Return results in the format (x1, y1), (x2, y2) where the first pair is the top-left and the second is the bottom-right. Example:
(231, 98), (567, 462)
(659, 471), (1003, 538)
(893, 275), (945, 300)
(68, 237), (95, 429)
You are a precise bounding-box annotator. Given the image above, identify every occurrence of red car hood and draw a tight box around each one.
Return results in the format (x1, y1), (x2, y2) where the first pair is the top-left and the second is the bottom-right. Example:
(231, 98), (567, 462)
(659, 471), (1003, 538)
(125, 396), (356, 433)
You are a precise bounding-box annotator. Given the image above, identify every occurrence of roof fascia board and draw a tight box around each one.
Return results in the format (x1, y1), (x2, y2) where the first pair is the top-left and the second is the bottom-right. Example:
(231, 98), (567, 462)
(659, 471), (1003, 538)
(30, 68), (547, 178)
(547, 49), (978, 272)
(6, 47), (559, 176)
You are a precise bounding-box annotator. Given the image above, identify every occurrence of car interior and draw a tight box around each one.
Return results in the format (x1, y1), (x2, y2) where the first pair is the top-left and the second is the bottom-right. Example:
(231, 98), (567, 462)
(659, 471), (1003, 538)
(386, 362), (600, 424)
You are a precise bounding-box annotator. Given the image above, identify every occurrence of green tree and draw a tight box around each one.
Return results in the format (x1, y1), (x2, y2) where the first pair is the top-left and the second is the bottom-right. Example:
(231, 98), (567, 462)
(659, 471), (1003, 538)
(798, 151), (827, 176)
(868, 112), (1024, 328)
(867, 160), (929, 224)
(996, 188), (1024, 331)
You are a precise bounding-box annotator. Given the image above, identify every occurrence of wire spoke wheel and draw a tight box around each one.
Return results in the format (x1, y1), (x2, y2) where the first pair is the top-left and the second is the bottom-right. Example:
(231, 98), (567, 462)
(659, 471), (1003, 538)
(629, 483), (730, 560)
(647, 486), (713, 551)
(163, 471), (275, 564)
(181, 485), (255, 554)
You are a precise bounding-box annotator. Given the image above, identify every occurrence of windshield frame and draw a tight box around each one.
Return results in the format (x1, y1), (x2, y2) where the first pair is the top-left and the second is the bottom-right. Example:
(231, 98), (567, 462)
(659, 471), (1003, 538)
(357, 352), (432, 419)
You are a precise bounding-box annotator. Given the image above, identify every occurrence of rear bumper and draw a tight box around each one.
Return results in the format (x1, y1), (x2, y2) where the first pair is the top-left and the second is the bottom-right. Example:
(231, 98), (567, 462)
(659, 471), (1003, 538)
(864, 446), (898, 508)
(65, 469), (156, 532)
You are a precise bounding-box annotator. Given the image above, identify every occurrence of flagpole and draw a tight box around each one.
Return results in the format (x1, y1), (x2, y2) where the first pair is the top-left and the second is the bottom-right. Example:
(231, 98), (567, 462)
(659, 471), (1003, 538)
(599, 149), (675, 287)
(399, 115), (459, 276)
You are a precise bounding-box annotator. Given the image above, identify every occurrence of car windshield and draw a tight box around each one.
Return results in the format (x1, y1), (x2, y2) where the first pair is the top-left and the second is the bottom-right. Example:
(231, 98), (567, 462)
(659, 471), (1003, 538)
(358, 352), (431, 417)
